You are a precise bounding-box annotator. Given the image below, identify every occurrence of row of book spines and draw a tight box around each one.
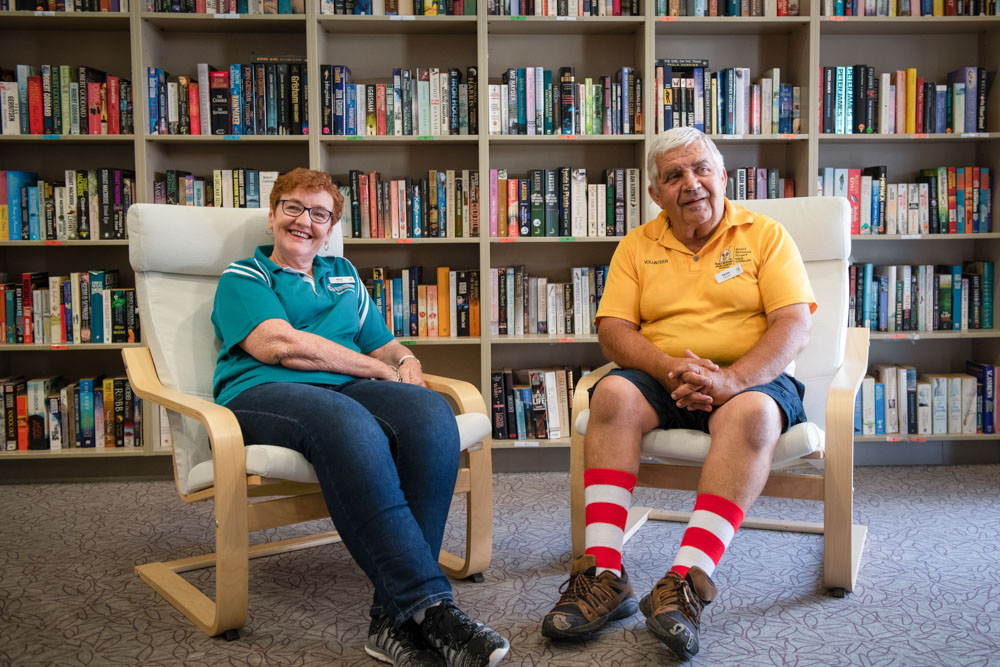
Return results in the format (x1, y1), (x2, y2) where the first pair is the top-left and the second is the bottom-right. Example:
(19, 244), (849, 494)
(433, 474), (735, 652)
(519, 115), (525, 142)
(819, 166), (992, 235)
(819, 66), (988, 136)
(656, 0), (800, 15)
(321, 0), (474, 13)
(341, 170), (480, 239)
(367, 266), (480, 338)
(2, 271), (136, 345)
(154, 169), (278, 210)
(488, 67), (642, 137)
(147, 62), (306, 137)
(489, 0), (638, 14)
(148, 0), (304, 13)
(0, 67), (133, 136)
(726, 168), (795, 201)
(824, 0), (996, 16)
(488, 168), (640, 239)
(0, 170), (134, 242)
(1, 376), (143, 451)
(490, 366), (586, 441)
(849, 262), (994, 332)
(322, 66), (478, 137)
(489, 265), (608, 336)
(654, 65), (799, 136)
(854, 363), (995, 437)
(1, 0), (126, 13)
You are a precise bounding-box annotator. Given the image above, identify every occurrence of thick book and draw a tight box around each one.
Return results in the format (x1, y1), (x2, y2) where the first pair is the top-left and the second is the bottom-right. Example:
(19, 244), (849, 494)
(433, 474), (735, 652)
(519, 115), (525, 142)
(208, 70), (230, 135)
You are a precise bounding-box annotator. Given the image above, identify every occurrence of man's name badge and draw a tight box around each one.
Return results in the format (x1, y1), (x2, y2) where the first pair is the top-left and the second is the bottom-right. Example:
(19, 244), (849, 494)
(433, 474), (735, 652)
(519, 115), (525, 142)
(715, 264), (744, 284)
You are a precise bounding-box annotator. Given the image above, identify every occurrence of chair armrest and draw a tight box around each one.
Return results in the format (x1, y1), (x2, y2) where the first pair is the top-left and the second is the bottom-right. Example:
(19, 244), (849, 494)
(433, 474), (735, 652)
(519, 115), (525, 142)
(824, 327), (870, 450)
(122, 347), (248, 503)
(424, 374), (488, 417)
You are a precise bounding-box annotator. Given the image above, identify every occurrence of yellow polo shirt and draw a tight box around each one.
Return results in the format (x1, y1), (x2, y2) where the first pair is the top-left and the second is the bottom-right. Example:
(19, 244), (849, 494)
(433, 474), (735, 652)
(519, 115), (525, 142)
(596, 199), (816, 367)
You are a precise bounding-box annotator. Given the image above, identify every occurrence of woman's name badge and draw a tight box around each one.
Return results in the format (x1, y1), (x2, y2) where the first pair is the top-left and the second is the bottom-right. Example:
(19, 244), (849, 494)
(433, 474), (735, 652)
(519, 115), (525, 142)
(715, 264), (743, 284)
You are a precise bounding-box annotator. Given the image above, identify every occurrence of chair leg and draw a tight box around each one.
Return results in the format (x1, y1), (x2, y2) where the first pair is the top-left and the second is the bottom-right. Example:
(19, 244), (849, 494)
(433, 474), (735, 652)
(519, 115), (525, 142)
(823, 428), (867, 593)
(136, 514), (249, 637)
(570, 425), (587, 559)
(439, 446), (493, 580)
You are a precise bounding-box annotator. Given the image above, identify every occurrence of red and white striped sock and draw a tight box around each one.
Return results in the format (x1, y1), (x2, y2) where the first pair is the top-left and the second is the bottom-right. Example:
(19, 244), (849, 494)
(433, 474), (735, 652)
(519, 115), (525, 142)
(584, 467), (637, 578)
(671, 493), (745, 578)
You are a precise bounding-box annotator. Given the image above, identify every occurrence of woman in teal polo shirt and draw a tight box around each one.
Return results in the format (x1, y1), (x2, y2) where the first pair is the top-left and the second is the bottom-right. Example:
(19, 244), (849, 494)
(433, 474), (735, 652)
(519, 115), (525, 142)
(212, 168), (508, 667)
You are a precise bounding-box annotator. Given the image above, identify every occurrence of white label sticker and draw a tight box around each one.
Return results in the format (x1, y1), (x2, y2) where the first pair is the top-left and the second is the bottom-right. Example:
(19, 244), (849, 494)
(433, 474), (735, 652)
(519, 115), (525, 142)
(715, 263), (744, 284)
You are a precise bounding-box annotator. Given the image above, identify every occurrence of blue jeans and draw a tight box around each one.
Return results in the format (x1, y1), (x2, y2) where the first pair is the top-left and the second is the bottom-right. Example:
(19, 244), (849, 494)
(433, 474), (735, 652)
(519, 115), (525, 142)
(225, 379), (460, 625)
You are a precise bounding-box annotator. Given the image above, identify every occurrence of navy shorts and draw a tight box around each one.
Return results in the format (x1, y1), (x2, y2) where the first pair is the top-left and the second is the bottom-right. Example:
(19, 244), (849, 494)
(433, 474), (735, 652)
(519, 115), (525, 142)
(591, 368), (807, 434)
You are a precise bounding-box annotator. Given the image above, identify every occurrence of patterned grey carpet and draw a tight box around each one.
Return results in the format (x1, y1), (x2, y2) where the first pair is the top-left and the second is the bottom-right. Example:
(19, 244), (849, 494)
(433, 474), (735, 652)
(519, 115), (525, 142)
(2, 466), (999, 666)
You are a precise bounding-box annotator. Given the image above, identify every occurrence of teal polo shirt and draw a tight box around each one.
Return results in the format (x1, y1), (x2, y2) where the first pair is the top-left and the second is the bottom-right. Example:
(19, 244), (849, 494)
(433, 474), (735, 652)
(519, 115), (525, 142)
(211, 245), (393, 406)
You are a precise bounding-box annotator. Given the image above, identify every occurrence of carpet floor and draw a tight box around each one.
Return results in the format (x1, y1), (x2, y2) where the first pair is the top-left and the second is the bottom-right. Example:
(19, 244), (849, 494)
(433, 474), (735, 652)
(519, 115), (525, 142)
(1, 465), (999, 666)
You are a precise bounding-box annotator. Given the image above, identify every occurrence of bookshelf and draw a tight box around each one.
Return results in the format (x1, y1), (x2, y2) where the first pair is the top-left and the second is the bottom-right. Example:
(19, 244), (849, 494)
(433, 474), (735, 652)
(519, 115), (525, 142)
(1, 2), (998, 473)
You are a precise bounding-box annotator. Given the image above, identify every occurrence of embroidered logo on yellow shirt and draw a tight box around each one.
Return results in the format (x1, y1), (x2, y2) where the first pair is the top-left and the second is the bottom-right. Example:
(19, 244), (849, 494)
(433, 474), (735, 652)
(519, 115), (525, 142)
(715, 246), (752, 271)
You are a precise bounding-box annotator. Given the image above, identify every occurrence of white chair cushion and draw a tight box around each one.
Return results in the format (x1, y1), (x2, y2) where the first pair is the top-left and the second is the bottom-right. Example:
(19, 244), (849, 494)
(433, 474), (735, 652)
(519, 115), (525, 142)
(574, 409), (824, 470)
(186, 411), (491, 492)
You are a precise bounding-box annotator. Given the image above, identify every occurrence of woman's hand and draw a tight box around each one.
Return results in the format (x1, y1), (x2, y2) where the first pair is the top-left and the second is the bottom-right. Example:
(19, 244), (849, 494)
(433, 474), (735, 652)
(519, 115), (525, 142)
(398, 356), (426, 387)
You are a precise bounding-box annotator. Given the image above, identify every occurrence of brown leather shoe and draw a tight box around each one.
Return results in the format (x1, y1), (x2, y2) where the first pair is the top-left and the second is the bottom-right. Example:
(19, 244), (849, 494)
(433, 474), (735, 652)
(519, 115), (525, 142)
(639, 566), (718, 660)
(541, 554), (639, 639)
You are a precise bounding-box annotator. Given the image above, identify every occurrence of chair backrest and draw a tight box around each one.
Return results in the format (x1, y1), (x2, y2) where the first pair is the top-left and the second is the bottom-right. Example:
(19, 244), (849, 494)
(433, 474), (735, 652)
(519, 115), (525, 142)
(127, 204), (345, 494)
(736, 196), (851, 431)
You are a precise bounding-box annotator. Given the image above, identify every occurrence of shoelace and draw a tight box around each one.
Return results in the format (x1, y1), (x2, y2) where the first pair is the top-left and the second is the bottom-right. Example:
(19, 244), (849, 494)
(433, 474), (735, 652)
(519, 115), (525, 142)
(427, 603), (479, 644)
(651, 574), (700, 619)
(558, 570), (617, 610)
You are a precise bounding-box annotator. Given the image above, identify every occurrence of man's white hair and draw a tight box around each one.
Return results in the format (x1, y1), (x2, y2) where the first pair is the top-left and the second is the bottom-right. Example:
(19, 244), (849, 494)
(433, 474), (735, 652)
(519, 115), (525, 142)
(646, 127), (725, 182)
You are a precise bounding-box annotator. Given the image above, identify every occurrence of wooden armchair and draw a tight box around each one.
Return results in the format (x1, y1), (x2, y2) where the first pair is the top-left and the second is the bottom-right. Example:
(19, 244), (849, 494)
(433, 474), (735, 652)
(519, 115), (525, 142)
(570, 196), (870, 596)
(123, 204), (493, 639)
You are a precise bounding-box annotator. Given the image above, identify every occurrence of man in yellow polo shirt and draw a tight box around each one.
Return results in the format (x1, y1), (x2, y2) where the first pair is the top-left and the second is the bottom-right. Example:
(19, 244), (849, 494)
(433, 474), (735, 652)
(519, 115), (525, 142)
(541, 127), (816, 661)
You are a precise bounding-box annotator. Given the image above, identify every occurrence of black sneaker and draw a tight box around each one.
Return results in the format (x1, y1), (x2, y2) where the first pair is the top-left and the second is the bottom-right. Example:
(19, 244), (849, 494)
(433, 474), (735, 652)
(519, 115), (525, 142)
(419, 600), (510, 667)
(639, 566), (718, 661)
(541, 554), (639, 639)
(365, 615), (446, 666)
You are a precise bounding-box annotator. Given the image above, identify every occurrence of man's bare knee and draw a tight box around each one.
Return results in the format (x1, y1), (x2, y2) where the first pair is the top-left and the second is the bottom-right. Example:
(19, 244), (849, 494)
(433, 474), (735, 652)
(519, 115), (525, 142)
(709, 392), (782, 453)
(590, 376), (655, 428)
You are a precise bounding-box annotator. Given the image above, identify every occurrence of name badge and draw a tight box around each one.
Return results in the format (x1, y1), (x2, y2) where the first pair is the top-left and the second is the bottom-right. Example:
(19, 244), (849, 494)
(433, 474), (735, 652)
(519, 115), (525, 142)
(715, 264), (744, 284)
(328, 276), (355, 284)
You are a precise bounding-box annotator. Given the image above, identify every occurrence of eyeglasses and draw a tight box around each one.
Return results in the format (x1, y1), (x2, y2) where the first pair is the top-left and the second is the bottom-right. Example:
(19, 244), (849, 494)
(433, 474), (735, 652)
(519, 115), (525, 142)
(279, 199), (334, 224)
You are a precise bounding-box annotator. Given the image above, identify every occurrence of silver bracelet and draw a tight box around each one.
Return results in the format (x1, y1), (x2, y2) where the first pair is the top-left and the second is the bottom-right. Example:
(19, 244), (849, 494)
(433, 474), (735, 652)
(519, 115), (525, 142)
(396, 354), (420, 366)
